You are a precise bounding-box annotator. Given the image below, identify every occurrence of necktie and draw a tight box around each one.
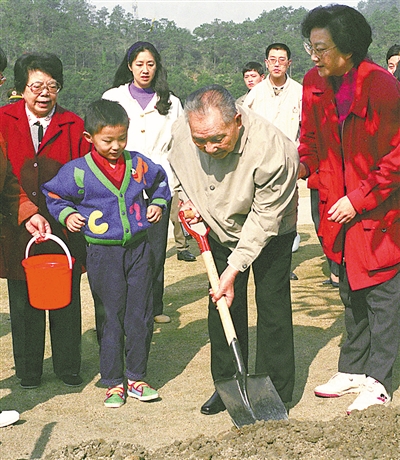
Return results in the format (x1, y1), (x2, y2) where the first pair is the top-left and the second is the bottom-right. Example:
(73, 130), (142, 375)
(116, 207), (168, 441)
(33, 121), (43, 152)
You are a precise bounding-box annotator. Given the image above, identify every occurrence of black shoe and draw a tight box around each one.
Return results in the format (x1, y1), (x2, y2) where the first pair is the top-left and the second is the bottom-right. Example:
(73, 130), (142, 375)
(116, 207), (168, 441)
(200, 391), (226, 415)
(322, 279), (339, 288)
(290, 271), (298, 280)
(20, 378), (41, 389)
(60, 374), (83, 387)
(177, 250), (196, 262)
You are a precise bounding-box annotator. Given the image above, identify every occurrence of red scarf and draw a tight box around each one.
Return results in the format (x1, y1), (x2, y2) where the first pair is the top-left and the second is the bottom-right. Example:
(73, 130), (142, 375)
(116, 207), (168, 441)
(90, 146), (126, 189)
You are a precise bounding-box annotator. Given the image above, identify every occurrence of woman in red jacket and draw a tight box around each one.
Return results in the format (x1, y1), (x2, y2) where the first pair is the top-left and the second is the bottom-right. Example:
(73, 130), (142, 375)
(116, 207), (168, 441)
(0, 52), (89, 389)
(298, 5), (400, 414)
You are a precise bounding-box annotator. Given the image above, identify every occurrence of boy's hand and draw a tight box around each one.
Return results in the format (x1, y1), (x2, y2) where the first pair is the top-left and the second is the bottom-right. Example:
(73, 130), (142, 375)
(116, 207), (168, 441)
(66, 213), (86, 232)
(146, 205), (162, 223)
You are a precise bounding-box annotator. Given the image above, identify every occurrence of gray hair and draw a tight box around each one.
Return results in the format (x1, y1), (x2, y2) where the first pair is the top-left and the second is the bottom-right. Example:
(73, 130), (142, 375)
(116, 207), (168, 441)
(184, 84), (237, 124)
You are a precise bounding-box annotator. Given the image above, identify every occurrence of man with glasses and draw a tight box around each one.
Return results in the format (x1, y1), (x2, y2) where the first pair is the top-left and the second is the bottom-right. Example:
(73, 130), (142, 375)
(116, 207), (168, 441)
(244, 43), (302, 144)
(244, 43), (302, 280)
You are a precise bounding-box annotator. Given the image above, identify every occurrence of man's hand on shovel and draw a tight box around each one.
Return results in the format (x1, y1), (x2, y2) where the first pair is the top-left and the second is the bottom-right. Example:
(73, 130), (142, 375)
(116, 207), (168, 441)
(179, 205), (239, 307)
(209, 265), (238, 308)
(179, 200), (202, 225)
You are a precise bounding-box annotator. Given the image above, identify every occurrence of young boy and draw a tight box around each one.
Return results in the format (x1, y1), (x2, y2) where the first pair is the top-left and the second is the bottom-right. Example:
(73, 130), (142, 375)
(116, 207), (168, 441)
(42, 99), (171, 408)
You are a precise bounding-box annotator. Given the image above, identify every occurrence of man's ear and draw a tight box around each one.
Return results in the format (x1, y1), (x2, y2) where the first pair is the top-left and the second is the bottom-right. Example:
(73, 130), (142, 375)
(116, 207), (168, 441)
(83, 131), (93, 143)
(234, 113), (242, 129)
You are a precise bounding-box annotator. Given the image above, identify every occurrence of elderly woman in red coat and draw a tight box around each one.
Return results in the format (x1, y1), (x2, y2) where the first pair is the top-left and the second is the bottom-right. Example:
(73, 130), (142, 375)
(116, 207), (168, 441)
(298, 5), (400, 415)
(0, 52), (89, 389)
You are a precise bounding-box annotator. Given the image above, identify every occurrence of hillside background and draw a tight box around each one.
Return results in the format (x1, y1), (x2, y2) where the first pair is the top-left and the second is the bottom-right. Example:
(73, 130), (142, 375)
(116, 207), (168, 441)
(0, 0), (398, 115)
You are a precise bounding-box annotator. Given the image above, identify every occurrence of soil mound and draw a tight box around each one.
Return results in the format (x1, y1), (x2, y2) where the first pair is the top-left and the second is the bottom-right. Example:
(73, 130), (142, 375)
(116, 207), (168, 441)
(45, 406), (400, 460)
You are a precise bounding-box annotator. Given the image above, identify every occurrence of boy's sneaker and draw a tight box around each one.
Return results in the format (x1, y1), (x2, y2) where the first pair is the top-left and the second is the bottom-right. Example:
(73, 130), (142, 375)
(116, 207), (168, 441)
(347, 377), (391, 414)
(104, 386), (125, 408)
(314, 372), (367, 397)
(127, 380), (158, 401)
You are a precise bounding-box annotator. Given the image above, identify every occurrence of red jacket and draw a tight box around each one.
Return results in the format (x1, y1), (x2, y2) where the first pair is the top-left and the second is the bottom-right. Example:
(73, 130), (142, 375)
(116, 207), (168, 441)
(0, 100), (90, 279)
(299, 60), (400, 290)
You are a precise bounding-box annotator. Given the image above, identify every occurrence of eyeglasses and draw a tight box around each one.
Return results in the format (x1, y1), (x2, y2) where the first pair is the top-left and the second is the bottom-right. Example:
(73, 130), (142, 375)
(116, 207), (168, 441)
(267, 58), (288, 66)
(26, 80), (61, 94)
(0, 73), (6, 86)
(303, 42), (337, 58)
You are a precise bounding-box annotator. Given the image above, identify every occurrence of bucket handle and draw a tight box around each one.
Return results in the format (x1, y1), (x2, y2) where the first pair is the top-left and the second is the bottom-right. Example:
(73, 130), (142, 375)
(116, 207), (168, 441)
(25, 234), (73, 270)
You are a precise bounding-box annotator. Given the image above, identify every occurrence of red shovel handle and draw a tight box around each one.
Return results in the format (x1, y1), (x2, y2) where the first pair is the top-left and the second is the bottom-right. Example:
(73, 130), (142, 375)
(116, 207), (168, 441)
(178, 210), (211, 253)
(178, 210), (237, 345)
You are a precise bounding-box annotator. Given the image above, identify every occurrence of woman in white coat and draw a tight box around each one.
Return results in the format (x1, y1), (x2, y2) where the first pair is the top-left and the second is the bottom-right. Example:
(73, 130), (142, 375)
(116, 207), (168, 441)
(102, 41), (185, 324)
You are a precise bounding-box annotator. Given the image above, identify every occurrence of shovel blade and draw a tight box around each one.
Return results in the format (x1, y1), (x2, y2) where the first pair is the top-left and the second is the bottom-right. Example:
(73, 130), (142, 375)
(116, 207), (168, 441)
(215, 374), (288, 428)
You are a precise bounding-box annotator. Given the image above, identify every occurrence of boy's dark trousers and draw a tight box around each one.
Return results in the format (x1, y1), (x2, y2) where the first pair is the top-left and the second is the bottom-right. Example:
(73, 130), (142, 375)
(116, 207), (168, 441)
(86, 237), (154, 387)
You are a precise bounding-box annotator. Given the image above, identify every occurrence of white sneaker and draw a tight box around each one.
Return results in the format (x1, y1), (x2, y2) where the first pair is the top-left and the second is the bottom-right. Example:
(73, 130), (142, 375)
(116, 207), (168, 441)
(346, 377), (391, 414)
(314, 372), (367, 397)
(0, 410), (20, 428)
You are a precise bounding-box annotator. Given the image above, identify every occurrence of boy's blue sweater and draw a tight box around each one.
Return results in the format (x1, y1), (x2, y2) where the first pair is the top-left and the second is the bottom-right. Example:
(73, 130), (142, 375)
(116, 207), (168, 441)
(42, 150), (171, 246)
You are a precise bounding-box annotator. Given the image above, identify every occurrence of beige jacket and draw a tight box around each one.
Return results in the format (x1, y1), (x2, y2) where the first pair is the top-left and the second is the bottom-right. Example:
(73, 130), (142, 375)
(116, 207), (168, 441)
(168, 107), (299, 271)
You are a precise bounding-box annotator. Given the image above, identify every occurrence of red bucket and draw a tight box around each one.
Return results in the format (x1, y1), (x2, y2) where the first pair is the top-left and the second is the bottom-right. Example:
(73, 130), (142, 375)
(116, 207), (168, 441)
(22, 234), (75, 310)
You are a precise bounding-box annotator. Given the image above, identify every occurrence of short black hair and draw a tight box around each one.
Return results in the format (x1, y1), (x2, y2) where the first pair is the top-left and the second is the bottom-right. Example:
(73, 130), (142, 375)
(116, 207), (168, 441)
(386, 44), (400, 63)
(265, 43), (291, 60)
(301, 4), (372, 67)
(242, 61), (264, 76)
(14, 52), (64, 93)
(84, 99), (130, 135)
(0, 46), (7, 72)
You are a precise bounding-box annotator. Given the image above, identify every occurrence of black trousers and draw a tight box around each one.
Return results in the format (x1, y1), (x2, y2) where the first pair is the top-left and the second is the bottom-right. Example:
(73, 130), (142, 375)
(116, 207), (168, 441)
(310, 188), (340, 277)
(146, 202), (171, 316)
(8, 271), (82, 380)
(208, 232), (296, 403)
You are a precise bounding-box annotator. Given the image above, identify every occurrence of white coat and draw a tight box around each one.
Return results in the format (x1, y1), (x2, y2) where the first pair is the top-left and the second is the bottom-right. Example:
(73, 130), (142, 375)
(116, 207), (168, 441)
(102, 83), (183, 190)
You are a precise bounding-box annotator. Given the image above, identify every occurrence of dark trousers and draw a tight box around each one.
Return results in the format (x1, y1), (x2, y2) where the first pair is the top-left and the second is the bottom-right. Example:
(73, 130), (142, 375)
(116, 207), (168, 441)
(338, 268), (400, 395)
(87, 240), (154, 387)
(208, 232), (296, 403)
(169, 193), (189, 252)
(8, 272), (82, 380)
(310, 188), (340, 277)
(146, 203), (171, 316)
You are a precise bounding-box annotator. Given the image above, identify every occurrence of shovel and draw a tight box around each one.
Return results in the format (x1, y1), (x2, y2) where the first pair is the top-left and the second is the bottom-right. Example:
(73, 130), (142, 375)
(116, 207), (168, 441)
(179, 211), (288, 428)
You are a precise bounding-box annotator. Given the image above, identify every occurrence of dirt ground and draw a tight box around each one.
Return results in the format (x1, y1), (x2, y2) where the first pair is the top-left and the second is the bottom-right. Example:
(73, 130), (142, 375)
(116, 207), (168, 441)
(0, 183), (399, 459)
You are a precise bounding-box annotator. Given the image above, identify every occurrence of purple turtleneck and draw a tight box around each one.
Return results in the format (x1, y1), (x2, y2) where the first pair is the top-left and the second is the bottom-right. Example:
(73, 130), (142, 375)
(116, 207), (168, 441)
(129, 82), (155, 110)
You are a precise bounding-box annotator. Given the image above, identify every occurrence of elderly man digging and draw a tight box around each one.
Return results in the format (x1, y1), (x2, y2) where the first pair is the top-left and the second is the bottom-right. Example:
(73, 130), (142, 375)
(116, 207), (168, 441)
(168, 85), (299, 415)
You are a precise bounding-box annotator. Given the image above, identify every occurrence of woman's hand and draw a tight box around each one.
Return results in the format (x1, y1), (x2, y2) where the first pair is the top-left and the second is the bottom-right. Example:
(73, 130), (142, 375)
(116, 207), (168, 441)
(298, 162), (308, 179)
(66, 213), (86, 232)
(328, 196), (357, 224)
(147, 205), (162, 223)
(25, 214), (52, 243)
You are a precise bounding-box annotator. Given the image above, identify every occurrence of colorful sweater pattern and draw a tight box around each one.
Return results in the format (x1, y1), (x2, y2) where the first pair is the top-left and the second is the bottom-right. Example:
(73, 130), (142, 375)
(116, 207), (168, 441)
(42, 150), (170, 246)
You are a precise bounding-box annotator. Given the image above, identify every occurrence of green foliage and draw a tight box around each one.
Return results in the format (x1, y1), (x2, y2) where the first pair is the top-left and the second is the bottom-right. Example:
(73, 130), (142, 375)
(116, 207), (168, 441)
(0, 0), (398, 115)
